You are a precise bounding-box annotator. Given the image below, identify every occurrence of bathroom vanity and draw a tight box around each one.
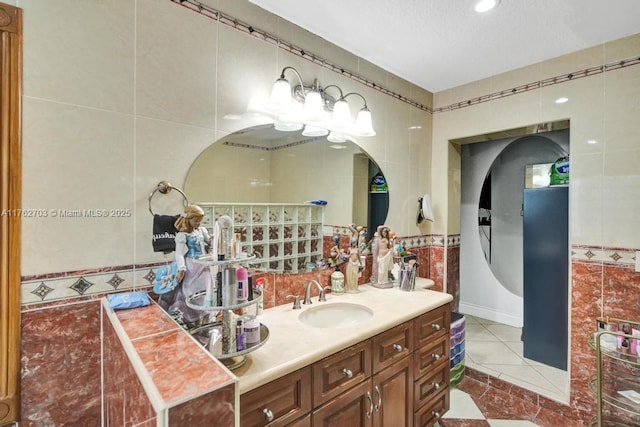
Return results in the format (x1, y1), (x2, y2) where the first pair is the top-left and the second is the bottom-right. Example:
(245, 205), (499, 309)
(236, 282), (452, 426)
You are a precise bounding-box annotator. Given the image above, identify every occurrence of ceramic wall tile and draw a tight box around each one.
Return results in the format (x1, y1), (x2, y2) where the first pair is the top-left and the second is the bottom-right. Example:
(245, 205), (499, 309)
(21, 0), (135, 113)
(602, 150), (640, 247)
(21, 97), (135, 275)
(136, 0), (217, 129)
(569, 153), (604, 246)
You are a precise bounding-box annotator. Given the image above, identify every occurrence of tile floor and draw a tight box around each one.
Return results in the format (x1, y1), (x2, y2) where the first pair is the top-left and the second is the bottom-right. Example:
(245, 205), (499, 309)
(441, 387), (540, 426)
(438, 314), (570, 426)
(462, 314), (569, 404)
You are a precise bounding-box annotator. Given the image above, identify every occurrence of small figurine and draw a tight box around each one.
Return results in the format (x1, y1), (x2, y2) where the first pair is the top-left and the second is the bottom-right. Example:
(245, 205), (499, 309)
(377, 236), (394, 285)
(345, 238), (362, 293)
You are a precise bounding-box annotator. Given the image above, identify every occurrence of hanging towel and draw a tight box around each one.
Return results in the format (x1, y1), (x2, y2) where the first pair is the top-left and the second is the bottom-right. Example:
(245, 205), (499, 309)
(417, 194), (435, 224)
(152, 214), (180, 253)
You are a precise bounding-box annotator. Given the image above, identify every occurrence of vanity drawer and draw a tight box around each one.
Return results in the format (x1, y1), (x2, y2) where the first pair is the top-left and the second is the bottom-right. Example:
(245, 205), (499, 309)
(372, 320), (413, 372)
(415, 304), (450, 347)
(240, 367), (312, 427)
(413, 389), (450, 427)
(413, 362), (450, 409)
(312, 340), (372, 406)
(413, 334), (449, 380)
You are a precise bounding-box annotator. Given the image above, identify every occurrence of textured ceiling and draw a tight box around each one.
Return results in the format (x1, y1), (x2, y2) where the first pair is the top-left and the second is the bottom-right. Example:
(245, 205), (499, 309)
(249, 0), (640, 92)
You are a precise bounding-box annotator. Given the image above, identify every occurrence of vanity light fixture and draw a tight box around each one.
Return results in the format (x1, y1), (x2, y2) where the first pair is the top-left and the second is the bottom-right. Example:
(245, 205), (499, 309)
(265, 66), (376, 138)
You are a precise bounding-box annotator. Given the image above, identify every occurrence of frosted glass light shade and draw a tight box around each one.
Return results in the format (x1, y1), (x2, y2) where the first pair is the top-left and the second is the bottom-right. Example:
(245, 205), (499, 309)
(327, 132), (347, 143)
(274, 121), (303, 132)
(331, 99), (352, 130)
(303, 90), (325, 121)
(353, 108), (376, 136)
(302, 125), (329, 137)
(266, 78), (293, 112)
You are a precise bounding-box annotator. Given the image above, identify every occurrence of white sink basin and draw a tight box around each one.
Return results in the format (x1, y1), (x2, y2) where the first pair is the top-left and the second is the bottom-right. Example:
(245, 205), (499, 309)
(298, 303), (373, 328)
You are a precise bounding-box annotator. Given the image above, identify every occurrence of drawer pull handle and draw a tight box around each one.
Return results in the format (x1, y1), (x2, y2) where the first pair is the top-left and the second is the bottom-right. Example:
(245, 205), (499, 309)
(392, 343), (403, 352)
(431, 323), (441, 331)
(263, 408), (274, 421)
(432, 381), (441, 390)
(366, 391), (374, 418)
(342, 368), (353, 378)
(432, 410), (441, 419)
(374, 385), (382, 411)
(432, 353), (441, 360)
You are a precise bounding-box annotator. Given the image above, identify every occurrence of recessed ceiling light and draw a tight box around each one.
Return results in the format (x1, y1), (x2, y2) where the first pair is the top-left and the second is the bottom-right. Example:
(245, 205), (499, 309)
(408, 125), (423, 130)
(555, 97), (569, 104)
(475, 0), (500, 13)
(587, 139), (598, 145)
(330, 144), (347, 150)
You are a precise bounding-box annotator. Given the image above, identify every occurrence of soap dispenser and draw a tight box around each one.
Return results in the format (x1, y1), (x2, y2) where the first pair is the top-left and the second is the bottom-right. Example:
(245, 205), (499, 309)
(330, 267), (345, 294)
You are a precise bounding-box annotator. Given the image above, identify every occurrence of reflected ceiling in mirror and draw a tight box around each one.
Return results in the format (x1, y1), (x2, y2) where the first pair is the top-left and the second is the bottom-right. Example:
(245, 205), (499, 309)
(185, 124), (386, 228)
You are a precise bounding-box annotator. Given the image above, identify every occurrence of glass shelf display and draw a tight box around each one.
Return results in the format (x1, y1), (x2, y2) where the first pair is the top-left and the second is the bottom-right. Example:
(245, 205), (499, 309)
(186, 255), (268, 370)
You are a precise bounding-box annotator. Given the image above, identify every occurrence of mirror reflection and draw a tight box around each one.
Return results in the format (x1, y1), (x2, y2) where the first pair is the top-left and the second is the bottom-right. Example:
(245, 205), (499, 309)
(185, 123), (388, 238)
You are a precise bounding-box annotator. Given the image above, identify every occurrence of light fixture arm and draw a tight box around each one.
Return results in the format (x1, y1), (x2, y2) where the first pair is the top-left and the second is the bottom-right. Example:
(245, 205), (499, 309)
(342, 92), (369, 109)
(279, 66), (306, 95)
(323, 84), (345, 100)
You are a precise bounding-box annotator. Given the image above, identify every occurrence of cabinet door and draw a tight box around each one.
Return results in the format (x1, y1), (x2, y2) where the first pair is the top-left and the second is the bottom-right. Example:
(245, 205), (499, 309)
(372, 321), (413, 373)
(312, 380), (373, 427)
(313, 340), (372, 405)
(415, 305), (450, 349)
(372, 356), (413, 427)
(240, 367), (312, 427)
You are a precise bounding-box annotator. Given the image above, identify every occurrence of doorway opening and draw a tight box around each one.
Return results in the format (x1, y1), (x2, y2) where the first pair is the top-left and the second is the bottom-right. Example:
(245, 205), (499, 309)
(455, 120), (571, 403)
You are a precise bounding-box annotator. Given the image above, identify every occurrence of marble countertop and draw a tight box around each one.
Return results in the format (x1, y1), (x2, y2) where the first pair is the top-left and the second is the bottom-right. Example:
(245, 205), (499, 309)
(234, 278), (452, 394)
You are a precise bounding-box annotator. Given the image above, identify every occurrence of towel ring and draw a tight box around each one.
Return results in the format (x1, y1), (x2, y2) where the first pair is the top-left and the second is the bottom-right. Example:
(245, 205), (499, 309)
(148, 180), (189, 215)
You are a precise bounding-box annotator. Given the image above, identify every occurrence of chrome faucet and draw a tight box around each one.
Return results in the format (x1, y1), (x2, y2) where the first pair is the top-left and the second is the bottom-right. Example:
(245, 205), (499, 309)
(303, 280), (325, 304)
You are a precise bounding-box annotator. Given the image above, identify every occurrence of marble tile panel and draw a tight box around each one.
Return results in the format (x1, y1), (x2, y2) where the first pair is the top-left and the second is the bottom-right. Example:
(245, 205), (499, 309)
(103, 308), (156, 426)
(429, 245), (445, 292)
(167, 384), (235, 427)
(20, 300), (102, 425)
(132, 329), (235, 406)
(116, 302), (181, 341)
(447, 245), (460, 311)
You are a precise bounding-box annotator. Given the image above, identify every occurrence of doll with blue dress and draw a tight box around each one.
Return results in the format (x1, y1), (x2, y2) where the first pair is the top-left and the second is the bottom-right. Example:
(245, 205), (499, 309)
(158, 204), (212, 327)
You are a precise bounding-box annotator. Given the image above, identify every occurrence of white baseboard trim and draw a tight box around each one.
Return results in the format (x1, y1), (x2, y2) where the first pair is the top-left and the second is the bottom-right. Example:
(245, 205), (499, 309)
(457, 301), (522, 327)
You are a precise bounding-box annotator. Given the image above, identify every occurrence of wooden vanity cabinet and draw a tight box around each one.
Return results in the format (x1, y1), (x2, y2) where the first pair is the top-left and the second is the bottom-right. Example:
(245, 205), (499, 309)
(240, 367), (312, 426)
(240, 304), (451, 427)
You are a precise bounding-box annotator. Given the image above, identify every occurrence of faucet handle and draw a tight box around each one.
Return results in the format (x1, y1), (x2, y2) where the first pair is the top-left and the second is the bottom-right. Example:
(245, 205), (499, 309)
(286, 295), (301, 310)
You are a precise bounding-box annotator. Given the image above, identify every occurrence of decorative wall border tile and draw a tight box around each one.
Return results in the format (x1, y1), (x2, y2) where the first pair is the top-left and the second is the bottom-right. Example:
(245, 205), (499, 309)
(21, 264), (164, 306)
(571, 245), (637, 266)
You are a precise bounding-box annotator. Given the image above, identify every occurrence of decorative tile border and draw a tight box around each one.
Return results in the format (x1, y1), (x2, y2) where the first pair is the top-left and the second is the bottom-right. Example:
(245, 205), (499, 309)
(21, 264), (164, 306)
(571, 245), (637, 266)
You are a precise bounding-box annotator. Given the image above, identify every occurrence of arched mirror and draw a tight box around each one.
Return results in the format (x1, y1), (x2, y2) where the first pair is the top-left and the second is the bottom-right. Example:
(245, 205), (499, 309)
(477, 132), (568, 295)
(184, 124), (389, 270)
